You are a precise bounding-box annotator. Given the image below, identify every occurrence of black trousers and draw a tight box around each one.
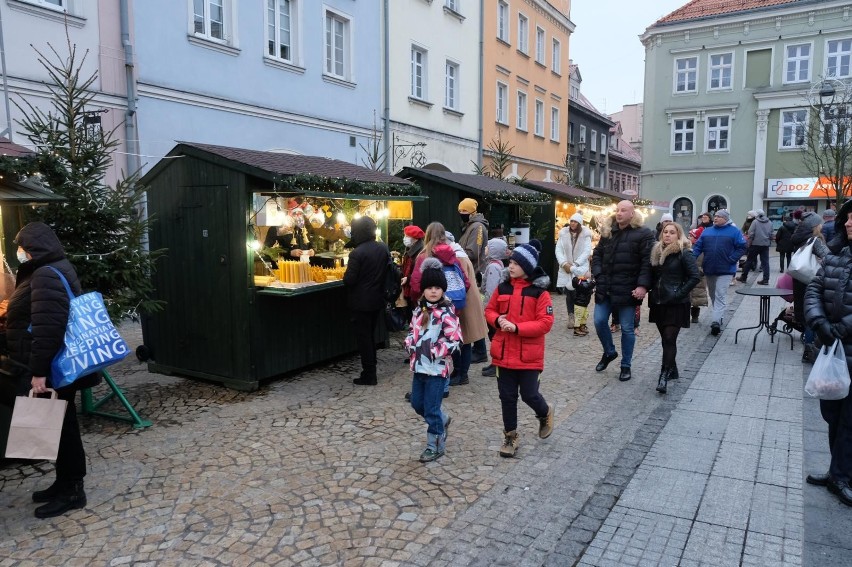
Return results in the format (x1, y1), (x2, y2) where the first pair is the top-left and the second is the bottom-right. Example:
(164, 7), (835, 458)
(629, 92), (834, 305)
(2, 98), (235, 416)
(779, 251), (792, 273)
(742, 245), (770, 281)
(821, 395), (852, 484)
(351, 309), (380, 376)
(496, 368), (548, 432)
(562, 287), (576, 315)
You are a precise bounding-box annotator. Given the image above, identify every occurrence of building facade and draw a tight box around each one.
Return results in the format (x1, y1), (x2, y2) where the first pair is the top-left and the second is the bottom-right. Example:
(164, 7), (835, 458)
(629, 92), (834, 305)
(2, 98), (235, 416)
(641, 0), (852, 228)
(567, 62), (614, 190)
(386, 0), (480, 173)
(608, 123), (642, 197)
(482, 0), (574, 181)
(609, 103), (643, 156)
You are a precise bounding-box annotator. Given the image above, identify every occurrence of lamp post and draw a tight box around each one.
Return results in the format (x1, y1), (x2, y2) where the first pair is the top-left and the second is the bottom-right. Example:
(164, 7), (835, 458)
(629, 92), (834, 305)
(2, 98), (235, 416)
(817, 80), (847, 209)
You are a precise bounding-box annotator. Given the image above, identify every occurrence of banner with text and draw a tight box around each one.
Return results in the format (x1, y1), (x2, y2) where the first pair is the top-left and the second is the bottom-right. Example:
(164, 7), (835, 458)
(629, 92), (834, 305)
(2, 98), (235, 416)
(767, 177), (850, 199)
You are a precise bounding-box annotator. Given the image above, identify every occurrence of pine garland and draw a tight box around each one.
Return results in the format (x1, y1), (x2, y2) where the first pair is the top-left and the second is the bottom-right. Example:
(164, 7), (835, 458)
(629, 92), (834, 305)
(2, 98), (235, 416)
(274, 174), (420, 198)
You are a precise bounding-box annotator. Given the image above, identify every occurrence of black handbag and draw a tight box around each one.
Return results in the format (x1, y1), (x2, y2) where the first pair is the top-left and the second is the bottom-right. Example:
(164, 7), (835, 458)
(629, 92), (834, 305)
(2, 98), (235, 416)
(385, 304), (408, 332)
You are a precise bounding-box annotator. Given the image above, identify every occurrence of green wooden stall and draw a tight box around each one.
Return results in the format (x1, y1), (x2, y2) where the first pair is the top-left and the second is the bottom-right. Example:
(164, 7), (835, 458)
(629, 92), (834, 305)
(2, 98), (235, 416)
(139, 142), (421, 391)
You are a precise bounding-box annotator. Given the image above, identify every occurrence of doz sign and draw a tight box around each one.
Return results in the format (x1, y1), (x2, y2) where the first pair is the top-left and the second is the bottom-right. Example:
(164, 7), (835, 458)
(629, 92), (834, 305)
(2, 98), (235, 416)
(767, 177), (840, 199)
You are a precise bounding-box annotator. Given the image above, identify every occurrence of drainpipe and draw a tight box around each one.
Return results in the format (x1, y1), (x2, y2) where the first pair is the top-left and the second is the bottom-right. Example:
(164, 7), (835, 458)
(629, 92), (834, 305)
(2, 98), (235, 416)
(0, 3), (13, 141)
(383, 0), (391, 173)
(476, 0), (484, 168)
(120, 0), (148, 249)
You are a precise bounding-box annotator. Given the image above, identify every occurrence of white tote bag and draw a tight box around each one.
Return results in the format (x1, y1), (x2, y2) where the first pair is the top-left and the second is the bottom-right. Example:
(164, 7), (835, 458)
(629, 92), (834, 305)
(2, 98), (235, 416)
(787, 237), (820, 283)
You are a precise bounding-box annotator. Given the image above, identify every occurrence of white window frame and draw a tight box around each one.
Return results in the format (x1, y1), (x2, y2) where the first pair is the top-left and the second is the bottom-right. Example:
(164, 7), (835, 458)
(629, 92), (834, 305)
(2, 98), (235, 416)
(708, 52), (733, 91)
(517, 90), (528, 131)
(21, 0), (64, 10)
(550, 106), (560, 142)
(497, 1), (509, 43)
(671, 118), (695, 154)
(600, 134), (607, 156)
(410, 46), (427, 100)
(535, 26), (545, 65)
(783, 42), (812, 84)
(517, 13), (529, 54)
(534, 99), (544, 136)
(324, 8), (352, 82)
(265, 0), (297, 63)
(779, 108), (807, 150)
(674, 56), (698, 94)
(826, 38), (852, 79)
(590, 130), (597, 153)
(705, 115), (731, 152)
(590, 166), (596, 188)
(496, 81), (508, 124)
(579, 124), (586, 143)
(552, 38), (561, 74)
(190, 0), (236, 45)
(445, 0), (459, 12)
(445, 60), (459, 110)
(821, 104), (852, 147)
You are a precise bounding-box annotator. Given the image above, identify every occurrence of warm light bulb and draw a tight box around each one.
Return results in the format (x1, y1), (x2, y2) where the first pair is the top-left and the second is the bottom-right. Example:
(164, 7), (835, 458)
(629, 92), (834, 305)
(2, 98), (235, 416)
(249, 240), (261, 250)
(337, 212), (346, 224)
(354, 212), (362, 219)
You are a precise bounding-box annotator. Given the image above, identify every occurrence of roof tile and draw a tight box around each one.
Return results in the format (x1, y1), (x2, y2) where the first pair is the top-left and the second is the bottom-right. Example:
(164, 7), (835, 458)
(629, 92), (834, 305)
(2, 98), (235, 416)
(654, 0), (799, 25)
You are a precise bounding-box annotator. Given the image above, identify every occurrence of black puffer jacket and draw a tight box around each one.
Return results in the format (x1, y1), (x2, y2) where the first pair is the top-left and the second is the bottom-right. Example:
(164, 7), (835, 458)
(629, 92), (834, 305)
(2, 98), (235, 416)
(591, 214), (655, 307)
(6, 222), (81, 385)
(649, 241), (700, 305)
(343, 216), (390, 311)
(775, 220), (796, 253)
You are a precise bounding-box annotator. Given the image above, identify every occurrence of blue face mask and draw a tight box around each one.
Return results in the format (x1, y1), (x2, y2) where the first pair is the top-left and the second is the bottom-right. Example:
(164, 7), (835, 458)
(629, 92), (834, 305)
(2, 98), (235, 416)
(16, 250), (28, 264)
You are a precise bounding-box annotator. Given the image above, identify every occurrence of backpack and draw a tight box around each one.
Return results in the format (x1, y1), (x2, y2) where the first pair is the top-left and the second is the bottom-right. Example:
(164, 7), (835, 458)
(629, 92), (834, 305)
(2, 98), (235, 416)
(442, 263), (467, 310)
(384, 257), (403, 303)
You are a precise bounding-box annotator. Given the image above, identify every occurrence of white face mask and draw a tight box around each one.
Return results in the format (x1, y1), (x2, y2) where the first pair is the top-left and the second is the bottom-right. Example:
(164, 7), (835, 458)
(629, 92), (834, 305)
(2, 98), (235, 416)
(403, 236), (414, 247)
(16, 249), (28, 264)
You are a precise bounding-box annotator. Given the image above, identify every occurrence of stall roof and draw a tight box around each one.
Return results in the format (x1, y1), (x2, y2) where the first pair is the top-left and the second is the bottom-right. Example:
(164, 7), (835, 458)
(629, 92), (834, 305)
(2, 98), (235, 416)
(524, 180), (613, 202)
(0, 137), (35, 158)
(0, 178), (65, 204)
(141, 142), (422, 200)
(399, 167), (549, 204)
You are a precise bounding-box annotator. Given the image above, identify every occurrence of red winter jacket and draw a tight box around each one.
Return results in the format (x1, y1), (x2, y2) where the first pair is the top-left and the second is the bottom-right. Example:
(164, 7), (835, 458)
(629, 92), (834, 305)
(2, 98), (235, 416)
(484, 268), (553, 371)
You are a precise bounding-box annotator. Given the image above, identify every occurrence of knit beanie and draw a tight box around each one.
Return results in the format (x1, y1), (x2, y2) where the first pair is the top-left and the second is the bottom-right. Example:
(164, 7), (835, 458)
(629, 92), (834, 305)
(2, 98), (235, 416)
(510, 243), (539, 276)
(528, 239), (542, 252)
(660, 213), (674, 223)
(799, 211), (822, 232)
(458, 198), (478, 214)
(714, 209), (731, 223)
(570, 212), (584, 224)
(486, 238), (508, 261)
(419, 257), (447, 291)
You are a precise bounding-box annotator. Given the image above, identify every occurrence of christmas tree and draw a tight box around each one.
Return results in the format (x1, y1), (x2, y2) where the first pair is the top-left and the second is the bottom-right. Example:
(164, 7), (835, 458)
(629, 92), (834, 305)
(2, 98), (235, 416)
(8, 40), (164, 322)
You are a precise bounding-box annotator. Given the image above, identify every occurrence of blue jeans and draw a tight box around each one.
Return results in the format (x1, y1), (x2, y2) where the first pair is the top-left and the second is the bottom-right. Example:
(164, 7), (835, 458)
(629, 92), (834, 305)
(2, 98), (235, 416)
(410, 372), (448, 449)
(594, 297), (637, 368)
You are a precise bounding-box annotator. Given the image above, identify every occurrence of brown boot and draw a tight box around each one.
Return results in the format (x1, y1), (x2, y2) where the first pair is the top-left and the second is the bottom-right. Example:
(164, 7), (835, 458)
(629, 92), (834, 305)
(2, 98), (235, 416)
(574, 324), (588, 337)
(499, 430), (519, 457)
(538, 404), (554, 438)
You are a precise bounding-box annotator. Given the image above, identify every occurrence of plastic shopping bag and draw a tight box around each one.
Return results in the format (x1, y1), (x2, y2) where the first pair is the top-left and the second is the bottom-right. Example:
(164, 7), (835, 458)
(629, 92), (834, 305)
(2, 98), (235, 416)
(805, 339), (851, 400)
(787, 237), (820, 283)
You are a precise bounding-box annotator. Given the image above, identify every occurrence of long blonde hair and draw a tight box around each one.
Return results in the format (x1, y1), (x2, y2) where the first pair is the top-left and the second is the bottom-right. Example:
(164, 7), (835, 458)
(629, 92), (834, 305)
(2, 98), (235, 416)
(658, 221), (691, 250)
(422, 222), (447, 258)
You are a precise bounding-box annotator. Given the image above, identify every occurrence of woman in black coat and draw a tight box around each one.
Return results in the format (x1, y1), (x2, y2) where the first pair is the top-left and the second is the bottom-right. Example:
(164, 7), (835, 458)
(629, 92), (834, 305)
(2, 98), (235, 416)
(804, 199), (852, 507)
(792, 212), (829, 362)
(648, 222), (700, 394)
(775, 215), (796, 272)
(6, 222), (92, 519)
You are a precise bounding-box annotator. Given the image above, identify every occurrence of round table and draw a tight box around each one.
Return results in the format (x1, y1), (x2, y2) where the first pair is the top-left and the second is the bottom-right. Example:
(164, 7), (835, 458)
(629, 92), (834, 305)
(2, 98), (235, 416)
(734, 287), (795, 351)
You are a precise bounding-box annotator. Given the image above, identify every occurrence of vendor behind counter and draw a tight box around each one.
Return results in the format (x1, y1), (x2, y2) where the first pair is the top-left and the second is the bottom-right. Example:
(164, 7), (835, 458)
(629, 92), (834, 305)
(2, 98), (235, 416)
(263, 207), (315, 265)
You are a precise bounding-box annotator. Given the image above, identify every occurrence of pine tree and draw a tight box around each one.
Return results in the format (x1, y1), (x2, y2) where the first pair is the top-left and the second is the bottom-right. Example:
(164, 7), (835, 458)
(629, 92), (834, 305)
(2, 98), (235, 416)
(11, 40), (164, 322)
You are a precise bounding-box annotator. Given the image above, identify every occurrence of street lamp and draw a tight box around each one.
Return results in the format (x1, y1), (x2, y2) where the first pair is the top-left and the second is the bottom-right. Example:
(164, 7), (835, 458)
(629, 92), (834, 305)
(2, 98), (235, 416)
(816, 79), (846, 207)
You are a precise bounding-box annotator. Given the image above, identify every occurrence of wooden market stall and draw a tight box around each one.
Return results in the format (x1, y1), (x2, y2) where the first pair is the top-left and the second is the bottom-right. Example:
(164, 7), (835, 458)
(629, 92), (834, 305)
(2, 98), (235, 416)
(138, 142), (422, 391)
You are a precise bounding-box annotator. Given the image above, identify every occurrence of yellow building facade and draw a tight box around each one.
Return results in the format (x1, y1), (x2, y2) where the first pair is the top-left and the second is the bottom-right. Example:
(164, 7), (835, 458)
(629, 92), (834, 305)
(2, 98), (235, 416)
(482, 0), (574, 181)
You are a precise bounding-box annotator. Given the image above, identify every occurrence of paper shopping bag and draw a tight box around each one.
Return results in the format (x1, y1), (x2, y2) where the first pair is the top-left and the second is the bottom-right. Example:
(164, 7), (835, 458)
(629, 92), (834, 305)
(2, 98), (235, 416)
(5, 389), (67, 460)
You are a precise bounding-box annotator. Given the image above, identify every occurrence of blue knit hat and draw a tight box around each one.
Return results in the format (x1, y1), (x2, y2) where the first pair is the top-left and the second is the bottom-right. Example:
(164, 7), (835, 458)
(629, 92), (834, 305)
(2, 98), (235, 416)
(510, 243), (539, 276)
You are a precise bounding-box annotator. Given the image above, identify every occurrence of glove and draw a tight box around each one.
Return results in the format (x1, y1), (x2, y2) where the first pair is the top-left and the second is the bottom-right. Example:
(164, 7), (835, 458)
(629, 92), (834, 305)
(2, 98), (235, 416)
(815, 320), (835, 345)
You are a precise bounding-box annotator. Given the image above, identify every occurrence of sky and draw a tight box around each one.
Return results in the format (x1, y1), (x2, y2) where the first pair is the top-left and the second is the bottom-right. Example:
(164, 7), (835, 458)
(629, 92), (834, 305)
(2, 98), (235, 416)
(569, 0), (690, 115)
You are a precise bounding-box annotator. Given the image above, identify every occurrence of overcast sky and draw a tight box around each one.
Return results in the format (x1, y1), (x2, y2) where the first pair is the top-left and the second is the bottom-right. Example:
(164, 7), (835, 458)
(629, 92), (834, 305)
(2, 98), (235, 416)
(569, 0), (689, 115)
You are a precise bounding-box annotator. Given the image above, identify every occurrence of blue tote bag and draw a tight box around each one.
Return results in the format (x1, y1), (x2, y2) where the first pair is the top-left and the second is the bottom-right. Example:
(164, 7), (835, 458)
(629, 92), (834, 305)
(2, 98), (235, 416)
(46, 266), (130, 389)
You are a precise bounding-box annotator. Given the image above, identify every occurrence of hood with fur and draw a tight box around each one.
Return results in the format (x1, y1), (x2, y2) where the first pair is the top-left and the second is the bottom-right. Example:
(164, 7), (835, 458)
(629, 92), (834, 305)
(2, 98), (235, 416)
(598, 208), (646, 239)
(651, 240), (690, 266)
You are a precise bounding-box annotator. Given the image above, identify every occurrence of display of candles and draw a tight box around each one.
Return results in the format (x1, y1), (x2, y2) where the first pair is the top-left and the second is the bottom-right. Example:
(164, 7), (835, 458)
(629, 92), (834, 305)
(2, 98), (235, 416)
(277, 260), (313, 283)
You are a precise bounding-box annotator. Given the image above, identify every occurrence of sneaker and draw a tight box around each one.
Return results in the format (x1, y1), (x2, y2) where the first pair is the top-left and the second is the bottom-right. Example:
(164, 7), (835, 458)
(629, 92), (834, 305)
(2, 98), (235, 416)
(481, 364), (496, 376)
(499, 430), (519, 458)
(450, 375), (469, 386)
(710, 322), (721, 336)
(419, 447), (444, 462)
(538, 404), (554, 439)
(757, 280), (769, 285)
(737, 275), (747, 283)
(404, 391), (411, 401)
(574, 324), (589, 337)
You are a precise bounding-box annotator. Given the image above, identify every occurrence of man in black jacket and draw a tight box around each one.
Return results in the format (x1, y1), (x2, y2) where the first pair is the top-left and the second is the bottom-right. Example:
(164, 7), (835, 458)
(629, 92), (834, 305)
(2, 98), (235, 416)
(343, 216), (391, 385)
(590, 201), (655, 382)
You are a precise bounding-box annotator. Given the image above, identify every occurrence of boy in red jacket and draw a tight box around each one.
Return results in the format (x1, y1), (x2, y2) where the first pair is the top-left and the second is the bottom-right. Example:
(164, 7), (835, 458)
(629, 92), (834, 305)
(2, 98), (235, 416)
(484, 240), (555, 457)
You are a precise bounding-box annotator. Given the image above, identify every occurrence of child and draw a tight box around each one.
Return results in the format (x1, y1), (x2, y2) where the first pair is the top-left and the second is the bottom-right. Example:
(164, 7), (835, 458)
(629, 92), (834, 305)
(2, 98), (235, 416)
(571, 274), (595, 337)
(480, 238), (508, 377)
(404, 257), (462, 462)
(483, 241), (555, 458)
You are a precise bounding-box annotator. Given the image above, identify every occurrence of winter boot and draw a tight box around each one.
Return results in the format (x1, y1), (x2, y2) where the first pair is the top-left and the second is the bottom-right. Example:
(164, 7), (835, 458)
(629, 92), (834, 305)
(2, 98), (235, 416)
(668, 363), (679, 380)
(574, 324), (589, 337)
(656, 367), (669, 394)
(420, 433), (445, 463)
(32, 479), (63, 503)
(566, 313), (575, 329)
(499, 430), (519, 458)
(34, 480), (86, 519)
(538, 404), (554, 439)
(690, 306), (700, 323)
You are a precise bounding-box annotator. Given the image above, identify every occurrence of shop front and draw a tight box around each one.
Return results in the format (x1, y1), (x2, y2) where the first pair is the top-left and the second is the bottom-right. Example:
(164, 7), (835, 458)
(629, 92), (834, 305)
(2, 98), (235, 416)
(765, 176), (841, 229)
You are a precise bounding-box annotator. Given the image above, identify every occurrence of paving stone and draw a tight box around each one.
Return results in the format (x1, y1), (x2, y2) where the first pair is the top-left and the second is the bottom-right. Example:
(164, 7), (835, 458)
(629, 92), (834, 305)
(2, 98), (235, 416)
(616, 466), (707, 519)
(711, 441), (760, 481)
(695, 477), (753, 529)
(680, 522), (745, 567)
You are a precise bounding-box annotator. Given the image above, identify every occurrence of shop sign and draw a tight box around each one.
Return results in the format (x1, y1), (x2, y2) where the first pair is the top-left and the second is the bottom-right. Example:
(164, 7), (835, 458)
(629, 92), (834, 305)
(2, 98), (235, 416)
(767, 177), (847, 199)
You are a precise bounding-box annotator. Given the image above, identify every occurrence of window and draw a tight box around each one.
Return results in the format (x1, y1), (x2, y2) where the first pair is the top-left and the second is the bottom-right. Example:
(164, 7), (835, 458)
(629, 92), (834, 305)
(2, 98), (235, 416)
(785, 43), (811, 83)
(705, 115), (730, 151)
(497, 1), (509, 42)
(534, 99), (544, 136)
(550, 107), (560, 141)
(325, 10), (351, 80)
(516, 91), (528, 131)
(827, 38), (852, 79)
(445, 61), (459, 110)
(266, 0), (294, 61)
(535, 27), (545, 64)
(590, 167), (596, 188)
(708, 52), (733, 90)
(780, 109), (807, 149)
(579, 125), (586, 143)
(822, 105), (851, 147)
(517, 14), (529, 54)
(193, 0), (227, 41)
(600, 135), (607, 155)
(411, 46), (427, 99)
(496, 82), (508, 124)
(672, 118), (695, 153)
(590, 130), (597, 153)
(552, 38), (561, 74)
(674, 56), (698, 93)
(445, 0), (459, 11)
(568, 122), (574, 143)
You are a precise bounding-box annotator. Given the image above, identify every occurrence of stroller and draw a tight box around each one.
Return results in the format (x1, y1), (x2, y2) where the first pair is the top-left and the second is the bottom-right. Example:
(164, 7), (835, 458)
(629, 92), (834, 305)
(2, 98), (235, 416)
(770, 273), (805, 335)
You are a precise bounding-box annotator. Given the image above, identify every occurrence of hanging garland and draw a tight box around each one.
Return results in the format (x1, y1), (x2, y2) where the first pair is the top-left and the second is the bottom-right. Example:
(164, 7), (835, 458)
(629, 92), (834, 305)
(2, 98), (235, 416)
(273, 174), (420, 198)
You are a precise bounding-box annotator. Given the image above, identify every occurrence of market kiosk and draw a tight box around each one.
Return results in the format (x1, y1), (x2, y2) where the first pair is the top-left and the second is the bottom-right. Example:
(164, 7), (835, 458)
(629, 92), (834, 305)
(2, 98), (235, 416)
(139, 142), (421, 391)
